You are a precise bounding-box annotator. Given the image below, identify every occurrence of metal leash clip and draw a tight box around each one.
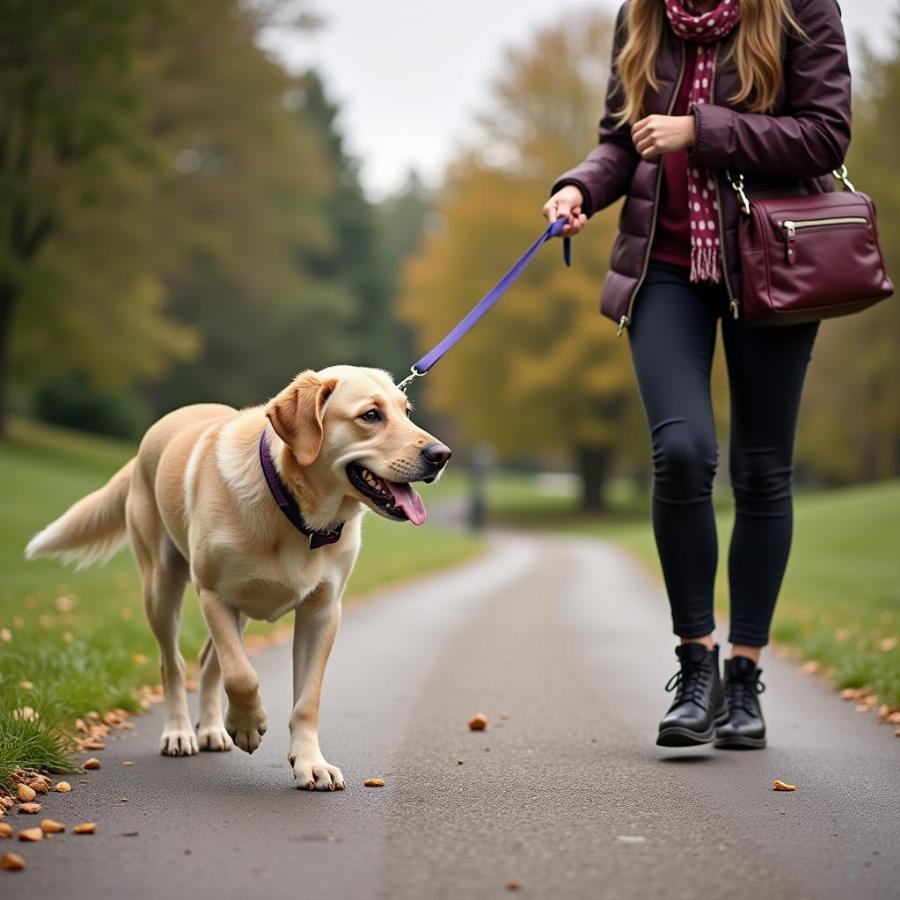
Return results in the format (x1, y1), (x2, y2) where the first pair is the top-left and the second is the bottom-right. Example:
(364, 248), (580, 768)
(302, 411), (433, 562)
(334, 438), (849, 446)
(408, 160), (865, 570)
(397, 366), (425, 393)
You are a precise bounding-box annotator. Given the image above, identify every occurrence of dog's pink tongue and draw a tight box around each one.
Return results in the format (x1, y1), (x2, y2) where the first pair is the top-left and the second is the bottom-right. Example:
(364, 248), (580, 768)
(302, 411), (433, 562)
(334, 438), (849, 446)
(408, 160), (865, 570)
(386, 481), (427, 525)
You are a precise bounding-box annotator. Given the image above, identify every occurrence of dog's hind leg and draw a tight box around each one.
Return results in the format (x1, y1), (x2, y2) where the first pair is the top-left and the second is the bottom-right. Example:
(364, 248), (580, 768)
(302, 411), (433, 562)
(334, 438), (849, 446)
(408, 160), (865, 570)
(196, 631), (237, 752)
(142, 547), (195, 756)
(128, 481), (196, 757)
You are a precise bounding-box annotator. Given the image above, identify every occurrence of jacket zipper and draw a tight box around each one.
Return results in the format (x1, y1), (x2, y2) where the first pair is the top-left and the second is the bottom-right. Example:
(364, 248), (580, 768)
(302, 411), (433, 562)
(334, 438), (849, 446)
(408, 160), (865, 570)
(781, 216), (867, 265)
(709, 44), (741, 319)
(617, 42), (687, 337)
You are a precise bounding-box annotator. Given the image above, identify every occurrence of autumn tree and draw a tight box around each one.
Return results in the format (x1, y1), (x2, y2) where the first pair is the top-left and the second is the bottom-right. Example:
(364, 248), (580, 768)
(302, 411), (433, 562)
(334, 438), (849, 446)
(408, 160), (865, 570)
(399, 12), (647, 510)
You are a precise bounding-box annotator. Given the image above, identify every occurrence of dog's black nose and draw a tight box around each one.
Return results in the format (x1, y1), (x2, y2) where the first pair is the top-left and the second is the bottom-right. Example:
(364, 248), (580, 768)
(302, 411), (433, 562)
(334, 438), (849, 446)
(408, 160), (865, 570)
(421, 442), (452, 467)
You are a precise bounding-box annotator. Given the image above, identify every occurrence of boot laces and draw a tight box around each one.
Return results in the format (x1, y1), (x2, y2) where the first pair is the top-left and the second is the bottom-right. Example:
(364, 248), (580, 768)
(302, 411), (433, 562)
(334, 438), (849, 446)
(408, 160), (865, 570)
(665, 660), (712, 710)
(726, 671), (766, 715)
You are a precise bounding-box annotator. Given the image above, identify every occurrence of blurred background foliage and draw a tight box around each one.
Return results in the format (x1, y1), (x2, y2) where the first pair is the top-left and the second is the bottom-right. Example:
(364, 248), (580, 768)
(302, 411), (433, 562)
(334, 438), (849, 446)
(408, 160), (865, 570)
(1, 0), (898, 506)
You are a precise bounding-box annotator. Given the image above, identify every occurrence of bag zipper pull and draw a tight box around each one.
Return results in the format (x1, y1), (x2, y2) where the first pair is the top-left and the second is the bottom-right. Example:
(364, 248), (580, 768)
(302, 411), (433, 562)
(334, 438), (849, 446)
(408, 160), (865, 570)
(783, 220), (796, 264)
(730, 298), (740, 319)
(616, 315), (630, 336)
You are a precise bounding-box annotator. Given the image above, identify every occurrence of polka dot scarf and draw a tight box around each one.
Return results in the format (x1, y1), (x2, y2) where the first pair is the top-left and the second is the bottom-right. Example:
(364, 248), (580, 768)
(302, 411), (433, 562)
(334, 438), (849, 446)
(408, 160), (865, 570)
(664, 0), (741, 283)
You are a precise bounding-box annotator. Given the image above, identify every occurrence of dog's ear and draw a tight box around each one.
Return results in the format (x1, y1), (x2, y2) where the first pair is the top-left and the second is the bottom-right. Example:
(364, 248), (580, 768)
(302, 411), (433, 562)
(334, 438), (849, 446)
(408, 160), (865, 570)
(266, 371), (338, 467)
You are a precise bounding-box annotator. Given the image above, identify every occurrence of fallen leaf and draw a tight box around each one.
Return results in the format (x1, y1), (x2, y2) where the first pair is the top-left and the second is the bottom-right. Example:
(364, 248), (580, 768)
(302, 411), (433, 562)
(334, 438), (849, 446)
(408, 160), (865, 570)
(29, 777), (51, 795)
(456, 759), (464, 765)
(363, 779), (385, 788)
(468, 713), (488, 732)
(889, 712), (900, 725)
(79, 741), (106, 751)
(15, 785), (35, 802)
(0, 852), (26, 870)
(799, 661), (820, 675)
(772, 780), (797, 792)
(839, 687), (864, 701)
(505, 881), (523, 892)
(122, 761), (135, 767)
(0, 824), (12, 838)
(82, 758), (101, 770)
(17, 804), (41, 815)
(40, 819), (65, 834)
(73, 823), (96, 835)
(878, 637), (897, 653)
(17, 828), (43, 842)
(55, 782), (72, 793)
(18, 681), (33, 691)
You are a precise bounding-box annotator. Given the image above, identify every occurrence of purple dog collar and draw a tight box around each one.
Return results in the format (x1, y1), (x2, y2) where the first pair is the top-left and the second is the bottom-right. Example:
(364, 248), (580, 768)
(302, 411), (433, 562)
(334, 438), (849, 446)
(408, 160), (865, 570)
(258, 429), (343, 550)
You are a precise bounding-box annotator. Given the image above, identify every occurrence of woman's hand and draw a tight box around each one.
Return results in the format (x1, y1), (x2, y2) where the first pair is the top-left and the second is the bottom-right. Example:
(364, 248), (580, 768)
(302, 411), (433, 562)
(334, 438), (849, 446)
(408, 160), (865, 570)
(632, 114), (696, 159)
(542, 185), (588, 236)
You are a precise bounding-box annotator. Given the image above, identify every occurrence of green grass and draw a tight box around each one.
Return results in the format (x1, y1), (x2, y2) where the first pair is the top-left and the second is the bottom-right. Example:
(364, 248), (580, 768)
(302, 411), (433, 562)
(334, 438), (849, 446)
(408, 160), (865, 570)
(0, 419), (483, 787)
(490, 472), (900, 705)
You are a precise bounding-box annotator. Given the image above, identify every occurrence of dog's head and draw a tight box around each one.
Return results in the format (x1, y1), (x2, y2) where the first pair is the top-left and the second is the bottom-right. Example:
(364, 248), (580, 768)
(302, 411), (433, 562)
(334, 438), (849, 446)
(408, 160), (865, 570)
(265, 366), (450, 526)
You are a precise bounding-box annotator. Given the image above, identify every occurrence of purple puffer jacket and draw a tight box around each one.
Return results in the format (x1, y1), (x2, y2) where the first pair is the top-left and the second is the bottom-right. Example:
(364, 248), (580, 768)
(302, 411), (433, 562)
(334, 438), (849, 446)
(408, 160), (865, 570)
(551, 0), (852, 332)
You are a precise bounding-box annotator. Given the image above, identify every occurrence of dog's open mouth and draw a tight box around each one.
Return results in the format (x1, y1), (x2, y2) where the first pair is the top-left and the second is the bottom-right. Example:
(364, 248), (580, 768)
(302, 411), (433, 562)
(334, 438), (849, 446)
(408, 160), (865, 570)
(346, 464), (427, 525)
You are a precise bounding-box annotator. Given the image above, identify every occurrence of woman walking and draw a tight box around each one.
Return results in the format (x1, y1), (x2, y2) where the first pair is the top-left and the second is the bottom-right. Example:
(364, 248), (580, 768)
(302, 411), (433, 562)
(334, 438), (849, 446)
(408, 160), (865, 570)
(544, 0), (851, 748)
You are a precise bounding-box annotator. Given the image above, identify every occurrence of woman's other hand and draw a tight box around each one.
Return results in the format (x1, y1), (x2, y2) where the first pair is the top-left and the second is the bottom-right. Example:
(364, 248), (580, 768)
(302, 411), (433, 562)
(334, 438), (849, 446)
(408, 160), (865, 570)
(543, 185), (588, 236)
(632, 114), (696, 159)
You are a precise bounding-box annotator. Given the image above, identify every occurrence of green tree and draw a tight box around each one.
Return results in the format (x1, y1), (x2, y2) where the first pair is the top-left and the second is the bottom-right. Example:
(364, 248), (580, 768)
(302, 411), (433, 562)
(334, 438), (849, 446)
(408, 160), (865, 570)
(139, 2), (352, 412)
(0, 0), (196, 436)
(293, 70), (400, 372)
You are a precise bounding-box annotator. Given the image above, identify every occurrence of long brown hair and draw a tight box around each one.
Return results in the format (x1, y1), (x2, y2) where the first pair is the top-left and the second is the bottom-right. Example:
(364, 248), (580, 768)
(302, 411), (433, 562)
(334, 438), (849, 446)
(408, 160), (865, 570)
(615, 0), (804, 124)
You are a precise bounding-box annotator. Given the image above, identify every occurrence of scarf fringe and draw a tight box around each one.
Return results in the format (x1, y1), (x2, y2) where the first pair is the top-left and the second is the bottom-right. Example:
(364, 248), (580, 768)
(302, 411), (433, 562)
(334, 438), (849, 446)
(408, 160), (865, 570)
(690, 245), (721, 284)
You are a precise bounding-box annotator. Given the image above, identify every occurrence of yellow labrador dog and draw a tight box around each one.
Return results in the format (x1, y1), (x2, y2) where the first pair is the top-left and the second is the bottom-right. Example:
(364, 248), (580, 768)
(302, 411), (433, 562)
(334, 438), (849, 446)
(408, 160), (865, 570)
(26, 366), (450, 790)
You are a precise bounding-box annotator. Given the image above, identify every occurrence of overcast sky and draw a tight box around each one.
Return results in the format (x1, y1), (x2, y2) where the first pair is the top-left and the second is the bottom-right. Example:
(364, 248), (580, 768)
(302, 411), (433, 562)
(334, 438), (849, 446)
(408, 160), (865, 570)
(263, 1), (898, 199)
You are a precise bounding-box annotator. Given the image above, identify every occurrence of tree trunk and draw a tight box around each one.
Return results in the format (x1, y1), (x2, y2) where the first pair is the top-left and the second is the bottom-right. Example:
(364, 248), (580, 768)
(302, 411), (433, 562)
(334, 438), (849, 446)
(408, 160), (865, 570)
(576, 445), (611, 513)
(0, 279), (17, 440)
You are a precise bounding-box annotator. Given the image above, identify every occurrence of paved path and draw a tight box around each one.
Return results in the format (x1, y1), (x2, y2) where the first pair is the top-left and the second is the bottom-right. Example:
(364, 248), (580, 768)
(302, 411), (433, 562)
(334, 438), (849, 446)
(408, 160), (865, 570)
(8, 534), (898, 899)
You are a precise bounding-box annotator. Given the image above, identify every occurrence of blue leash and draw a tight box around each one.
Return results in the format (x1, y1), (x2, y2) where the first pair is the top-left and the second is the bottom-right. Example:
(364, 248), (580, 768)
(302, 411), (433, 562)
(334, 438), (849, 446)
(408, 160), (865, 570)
(397, 217), (571, 392)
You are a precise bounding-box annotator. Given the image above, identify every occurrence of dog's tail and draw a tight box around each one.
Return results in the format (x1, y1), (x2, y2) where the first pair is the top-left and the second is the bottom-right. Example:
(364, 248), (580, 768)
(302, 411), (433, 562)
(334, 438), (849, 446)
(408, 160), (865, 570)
(25, 458), (136, 569)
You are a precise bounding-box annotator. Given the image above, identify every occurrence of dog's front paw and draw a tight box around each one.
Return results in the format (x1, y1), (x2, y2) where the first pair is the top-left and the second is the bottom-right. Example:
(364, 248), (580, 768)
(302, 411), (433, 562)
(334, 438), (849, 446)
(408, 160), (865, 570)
(160, 724), (198, 757)
(290, 754), (345, 792)
(225, 701), (267, 754)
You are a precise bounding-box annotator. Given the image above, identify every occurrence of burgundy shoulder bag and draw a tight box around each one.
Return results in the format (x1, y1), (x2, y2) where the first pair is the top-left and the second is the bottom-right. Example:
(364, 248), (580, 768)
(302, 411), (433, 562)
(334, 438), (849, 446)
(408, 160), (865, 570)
(728, 165), (894, 325)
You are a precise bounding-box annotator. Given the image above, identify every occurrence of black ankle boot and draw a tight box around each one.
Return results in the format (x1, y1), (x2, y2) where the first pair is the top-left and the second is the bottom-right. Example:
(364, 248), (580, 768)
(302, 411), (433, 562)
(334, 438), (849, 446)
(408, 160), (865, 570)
(657, 643), (727, 747)
(715, 656), (767, 749)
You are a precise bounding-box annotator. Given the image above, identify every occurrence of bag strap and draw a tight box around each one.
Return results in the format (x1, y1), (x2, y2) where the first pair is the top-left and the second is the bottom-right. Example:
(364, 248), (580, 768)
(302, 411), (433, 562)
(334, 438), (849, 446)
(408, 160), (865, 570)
(727, 165), (857, 216)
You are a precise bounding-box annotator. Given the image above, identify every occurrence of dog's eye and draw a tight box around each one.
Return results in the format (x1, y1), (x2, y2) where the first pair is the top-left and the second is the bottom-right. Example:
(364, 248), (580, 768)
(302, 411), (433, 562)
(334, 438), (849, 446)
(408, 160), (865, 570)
(359, 409), (382, 423)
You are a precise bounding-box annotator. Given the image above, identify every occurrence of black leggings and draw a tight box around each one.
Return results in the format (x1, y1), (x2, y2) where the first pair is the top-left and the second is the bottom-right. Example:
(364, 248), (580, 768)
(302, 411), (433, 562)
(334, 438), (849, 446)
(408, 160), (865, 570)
(628, 261), (819, 647)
